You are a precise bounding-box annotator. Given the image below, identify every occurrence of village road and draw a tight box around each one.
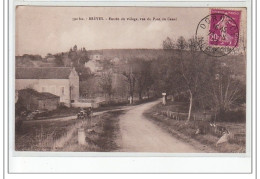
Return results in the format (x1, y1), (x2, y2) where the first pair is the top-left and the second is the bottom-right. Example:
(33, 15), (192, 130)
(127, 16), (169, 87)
(118, 100), (201, 152)
(24, 106), (134, 123)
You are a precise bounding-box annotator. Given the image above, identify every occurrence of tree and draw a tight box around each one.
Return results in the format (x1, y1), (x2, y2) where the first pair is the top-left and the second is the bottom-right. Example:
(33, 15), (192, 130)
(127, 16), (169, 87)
(68, 47), (78, 66)
(176, 36), (187, 50)
(73, 45), (77, 51)
(150, 57), (181, 99)
(121, 59), (138, 104)
(78, 47), (90, 65)
(46, 53), (52, 58)
(134, 59), (154, 100)
(75, 67), (91, 81)
(176, 36), (209, 122)
(99, 71), (113, 101)
(207, 64), (246, 113)
(68, 45), (90, 67)
(162, 37), (175, 50)
(54, 54), (64, 66)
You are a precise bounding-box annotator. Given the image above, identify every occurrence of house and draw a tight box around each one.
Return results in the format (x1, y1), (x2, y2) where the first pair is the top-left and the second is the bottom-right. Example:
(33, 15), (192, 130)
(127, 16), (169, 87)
(16, 67), (79, 107)
(84, 52), (104, 74)
(17, 88), (60, 111)
(84, 60), (103, 73)
(89, 52), (103, 61)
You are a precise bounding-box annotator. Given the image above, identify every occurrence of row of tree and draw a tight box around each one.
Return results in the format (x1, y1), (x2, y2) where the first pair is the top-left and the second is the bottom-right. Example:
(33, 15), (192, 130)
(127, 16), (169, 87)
(98, 36), (245, 121)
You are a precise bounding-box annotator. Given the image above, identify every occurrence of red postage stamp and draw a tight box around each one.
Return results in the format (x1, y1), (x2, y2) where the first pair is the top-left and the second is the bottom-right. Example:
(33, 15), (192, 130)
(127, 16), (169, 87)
(209, 9), (241, 47)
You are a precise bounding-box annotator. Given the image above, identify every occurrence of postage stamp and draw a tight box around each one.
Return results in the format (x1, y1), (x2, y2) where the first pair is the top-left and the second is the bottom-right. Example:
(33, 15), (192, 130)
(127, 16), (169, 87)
(196, 9), (241, 57)
(209, 9), (241, 47)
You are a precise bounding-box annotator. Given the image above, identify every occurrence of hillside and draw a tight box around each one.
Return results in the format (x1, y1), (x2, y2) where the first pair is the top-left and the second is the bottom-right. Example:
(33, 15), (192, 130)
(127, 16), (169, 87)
(16, 49), (246, 77)
(89, 49), (246, 75)
(16, 54), (55, 67)
(88, 49), (176, 60)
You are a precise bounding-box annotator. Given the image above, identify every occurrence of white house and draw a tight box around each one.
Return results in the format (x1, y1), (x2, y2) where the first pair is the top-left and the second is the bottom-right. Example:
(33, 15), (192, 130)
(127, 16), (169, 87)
(84, 52), (104, 74)
(16, 67), (79, 107)
(90, 53), (103, 61)
(84, 60), (102, 73)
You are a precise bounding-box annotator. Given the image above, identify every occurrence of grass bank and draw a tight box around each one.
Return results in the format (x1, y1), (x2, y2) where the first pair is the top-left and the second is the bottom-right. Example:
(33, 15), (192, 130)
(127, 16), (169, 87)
(144, 104), (246, 153)
(15, 110), (123, 151)
(60, 110), (123, 152)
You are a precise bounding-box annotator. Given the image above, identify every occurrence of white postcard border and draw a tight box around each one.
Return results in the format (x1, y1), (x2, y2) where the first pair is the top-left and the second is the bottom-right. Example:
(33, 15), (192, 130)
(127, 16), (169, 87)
(7, 0), (254, 174)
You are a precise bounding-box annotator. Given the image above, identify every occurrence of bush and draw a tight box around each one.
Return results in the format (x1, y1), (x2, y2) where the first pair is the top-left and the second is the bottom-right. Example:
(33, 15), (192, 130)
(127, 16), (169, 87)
(216, 110), (246, 123)
(100, 100), (129, 107)
(15, 117), (24, 131)
(58, 103), (69, 109)
(15, 101), (28, 117)
(174, 94), (189, 102)
(134, 97), (157, 105)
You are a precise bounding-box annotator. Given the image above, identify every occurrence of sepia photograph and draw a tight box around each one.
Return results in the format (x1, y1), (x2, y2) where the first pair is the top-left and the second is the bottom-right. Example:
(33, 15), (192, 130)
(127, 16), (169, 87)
(14, 6), (247, 153)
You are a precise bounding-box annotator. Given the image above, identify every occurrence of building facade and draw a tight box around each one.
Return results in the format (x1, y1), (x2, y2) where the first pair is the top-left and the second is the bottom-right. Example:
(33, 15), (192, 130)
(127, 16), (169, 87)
(16, 67), (79, 106)
(17, 88), (60, 111)
(84, 60), (103, 73)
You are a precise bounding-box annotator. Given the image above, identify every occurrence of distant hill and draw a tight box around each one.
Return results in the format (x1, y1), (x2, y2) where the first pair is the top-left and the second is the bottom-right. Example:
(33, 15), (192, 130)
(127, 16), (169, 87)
(88, 49), (176, 60)
(16, 54), (55, 67)
(16, 49), (246, 78)
(89, 48), (246, 75)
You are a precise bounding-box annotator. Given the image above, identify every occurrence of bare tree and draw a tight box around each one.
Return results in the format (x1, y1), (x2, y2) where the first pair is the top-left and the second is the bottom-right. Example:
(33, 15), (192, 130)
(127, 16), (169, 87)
(208, 65), (245, 113)
(122, 67), (136, 104)
(121, 59), (139, 104)
(176, 36), (209, 122)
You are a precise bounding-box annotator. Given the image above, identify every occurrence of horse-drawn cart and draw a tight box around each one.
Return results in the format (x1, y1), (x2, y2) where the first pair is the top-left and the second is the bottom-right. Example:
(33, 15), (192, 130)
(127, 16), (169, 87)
(77, 107), (93, 120)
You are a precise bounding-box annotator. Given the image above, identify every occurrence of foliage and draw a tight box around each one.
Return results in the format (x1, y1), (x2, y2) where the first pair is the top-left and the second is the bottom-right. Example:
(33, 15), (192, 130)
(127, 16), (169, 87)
(159, 36), (246, 122)
(150, 57), (181, 97)
(121, 60), (137, 103)
(75, 67), (92, 81)
(134, 59), (154, 100)
(215, 110), (246, 123)
(54, 54), (64, 66)
(20, 54), (42, 61)
(99, 71), (114, 100)
(162, 37), (175, 50)
(68, 44), (90, 67)
(175, 36), (210, 121)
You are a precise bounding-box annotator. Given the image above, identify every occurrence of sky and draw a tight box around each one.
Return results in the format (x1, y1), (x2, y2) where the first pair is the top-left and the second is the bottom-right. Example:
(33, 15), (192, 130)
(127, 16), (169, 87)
(15, 7), (246, 57)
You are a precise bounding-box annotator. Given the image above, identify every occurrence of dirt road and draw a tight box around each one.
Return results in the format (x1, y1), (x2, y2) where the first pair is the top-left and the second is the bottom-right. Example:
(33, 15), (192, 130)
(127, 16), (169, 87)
(24, 106), (133, 123)
(118, 101), (201, 153)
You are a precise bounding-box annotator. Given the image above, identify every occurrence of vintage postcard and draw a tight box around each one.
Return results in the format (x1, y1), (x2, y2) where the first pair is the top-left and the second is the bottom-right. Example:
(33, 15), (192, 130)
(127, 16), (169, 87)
(14, 6), (247, 153)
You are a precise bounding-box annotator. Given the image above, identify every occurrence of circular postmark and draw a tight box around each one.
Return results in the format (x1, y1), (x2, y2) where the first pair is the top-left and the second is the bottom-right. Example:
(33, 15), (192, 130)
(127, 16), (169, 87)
(195, 13), (239, 57)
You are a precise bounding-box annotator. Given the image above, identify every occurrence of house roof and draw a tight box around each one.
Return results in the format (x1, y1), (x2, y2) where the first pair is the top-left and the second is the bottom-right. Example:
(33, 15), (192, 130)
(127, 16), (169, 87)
(16, 67), (74, 79)
(18, 89), (60, 100)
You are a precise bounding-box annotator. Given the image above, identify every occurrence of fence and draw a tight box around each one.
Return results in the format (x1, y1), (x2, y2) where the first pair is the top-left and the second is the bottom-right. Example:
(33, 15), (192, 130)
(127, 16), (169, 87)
(160, 110), (212, 121)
